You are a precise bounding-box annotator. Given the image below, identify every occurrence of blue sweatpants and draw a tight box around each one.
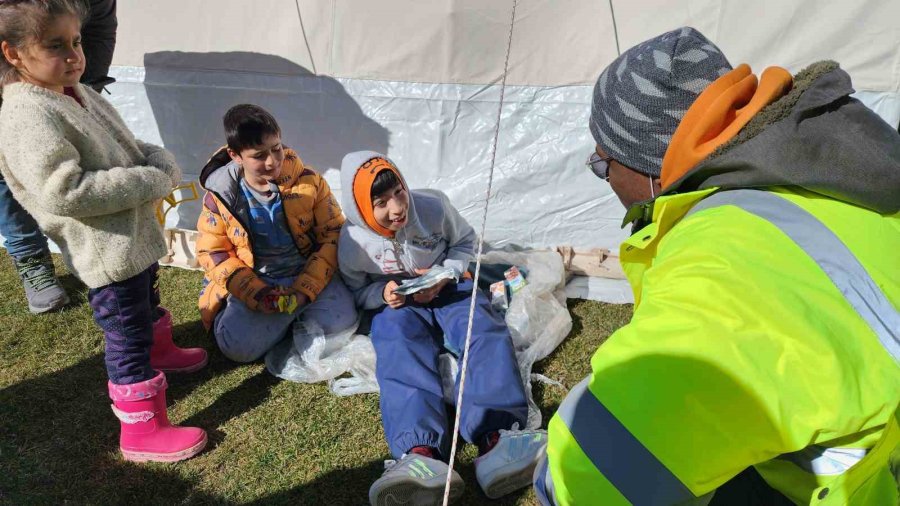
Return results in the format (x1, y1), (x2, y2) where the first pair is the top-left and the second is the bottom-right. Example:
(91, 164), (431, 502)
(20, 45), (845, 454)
(371, 278), (528, 459)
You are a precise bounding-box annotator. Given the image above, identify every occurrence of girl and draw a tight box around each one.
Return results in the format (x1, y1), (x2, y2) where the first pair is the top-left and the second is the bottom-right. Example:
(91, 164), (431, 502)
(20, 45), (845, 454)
(0, 0), (207, 462)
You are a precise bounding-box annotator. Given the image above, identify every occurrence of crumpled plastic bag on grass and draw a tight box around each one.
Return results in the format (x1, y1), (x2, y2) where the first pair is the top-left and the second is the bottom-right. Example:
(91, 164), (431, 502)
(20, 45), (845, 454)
(266, 318), (358, 384)
(266, 314), (381, 395)
(266, 248), (573, 429)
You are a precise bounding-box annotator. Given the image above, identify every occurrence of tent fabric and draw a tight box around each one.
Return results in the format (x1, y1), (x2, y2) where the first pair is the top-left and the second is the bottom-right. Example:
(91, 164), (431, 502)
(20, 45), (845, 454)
(6, 1), (899, 270)
(113, 0), (900, 91)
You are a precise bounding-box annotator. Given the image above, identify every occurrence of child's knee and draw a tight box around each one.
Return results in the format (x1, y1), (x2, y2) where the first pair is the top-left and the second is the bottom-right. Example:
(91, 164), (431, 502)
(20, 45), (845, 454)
(219, 343), (265, 363)
(214, 326), (266, 363)
(320, 299), (359, 335)
(319, 309), (358, 336)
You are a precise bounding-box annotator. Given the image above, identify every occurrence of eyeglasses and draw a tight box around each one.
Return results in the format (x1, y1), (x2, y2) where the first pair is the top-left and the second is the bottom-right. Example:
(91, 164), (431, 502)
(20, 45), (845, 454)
(586, 151), (614, 181)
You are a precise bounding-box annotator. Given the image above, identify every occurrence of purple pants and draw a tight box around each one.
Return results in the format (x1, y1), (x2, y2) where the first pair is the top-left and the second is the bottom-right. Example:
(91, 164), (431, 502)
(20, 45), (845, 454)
(88, 263), (162, 385)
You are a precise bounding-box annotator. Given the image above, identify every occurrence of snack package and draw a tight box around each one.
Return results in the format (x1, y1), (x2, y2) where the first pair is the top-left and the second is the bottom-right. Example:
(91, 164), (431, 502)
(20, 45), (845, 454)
(392, 266), (460, 295)
(504, 266), (528, 294)
(490, 280), (508, 313)
(262, 293), (299, 313)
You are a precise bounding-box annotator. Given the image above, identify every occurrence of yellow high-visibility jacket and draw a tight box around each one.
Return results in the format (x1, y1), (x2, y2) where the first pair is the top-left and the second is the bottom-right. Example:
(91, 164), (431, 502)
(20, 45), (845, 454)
(538, 62), (900, 505)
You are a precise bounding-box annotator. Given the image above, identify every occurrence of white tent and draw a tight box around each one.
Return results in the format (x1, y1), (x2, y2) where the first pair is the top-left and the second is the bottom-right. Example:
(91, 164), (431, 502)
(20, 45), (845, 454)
(81, 0), (900, 264)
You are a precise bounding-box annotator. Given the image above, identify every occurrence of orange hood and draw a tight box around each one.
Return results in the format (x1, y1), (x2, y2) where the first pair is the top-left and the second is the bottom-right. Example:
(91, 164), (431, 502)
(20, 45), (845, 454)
(660, 64), (793, 190)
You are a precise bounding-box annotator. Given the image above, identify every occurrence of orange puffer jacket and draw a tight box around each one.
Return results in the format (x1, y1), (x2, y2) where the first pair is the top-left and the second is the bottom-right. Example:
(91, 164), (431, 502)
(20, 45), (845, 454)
(196, 147), (344, 329)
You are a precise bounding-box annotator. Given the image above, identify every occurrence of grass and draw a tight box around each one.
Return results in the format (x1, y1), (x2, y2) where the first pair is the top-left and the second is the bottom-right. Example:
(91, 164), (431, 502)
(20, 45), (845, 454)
(0, 256), (632, 505)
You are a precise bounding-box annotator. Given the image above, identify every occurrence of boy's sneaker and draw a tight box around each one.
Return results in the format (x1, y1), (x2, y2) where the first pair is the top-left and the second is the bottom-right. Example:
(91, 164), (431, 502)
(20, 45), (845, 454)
(15, 254), (70, 314)
(369, 453), (464, 506)
(474, 423), (548, 499)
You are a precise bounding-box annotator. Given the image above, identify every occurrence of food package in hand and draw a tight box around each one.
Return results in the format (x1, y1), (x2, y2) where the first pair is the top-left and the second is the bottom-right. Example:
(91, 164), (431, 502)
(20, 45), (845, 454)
(263, 293), (298, 313)
(392, 266), (459, 295)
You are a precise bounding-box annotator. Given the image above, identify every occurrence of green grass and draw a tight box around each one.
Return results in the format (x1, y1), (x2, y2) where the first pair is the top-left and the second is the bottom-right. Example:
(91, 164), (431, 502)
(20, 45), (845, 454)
(0, 256), (632, 505)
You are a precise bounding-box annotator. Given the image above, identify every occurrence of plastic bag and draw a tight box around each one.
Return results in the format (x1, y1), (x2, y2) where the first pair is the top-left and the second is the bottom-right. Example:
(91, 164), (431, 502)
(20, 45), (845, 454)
(329, 336), (379, 396)
(479, 248), (572, 428)
(266, 318), (362, 384)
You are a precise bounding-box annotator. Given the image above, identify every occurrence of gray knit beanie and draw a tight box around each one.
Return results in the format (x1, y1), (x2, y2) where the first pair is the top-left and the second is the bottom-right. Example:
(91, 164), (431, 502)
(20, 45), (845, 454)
(590, 27), (732, 177)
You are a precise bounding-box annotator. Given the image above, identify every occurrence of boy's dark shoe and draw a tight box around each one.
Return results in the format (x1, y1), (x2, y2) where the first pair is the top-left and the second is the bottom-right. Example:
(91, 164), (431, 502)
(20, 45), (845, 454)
(15, 254), (70, 313)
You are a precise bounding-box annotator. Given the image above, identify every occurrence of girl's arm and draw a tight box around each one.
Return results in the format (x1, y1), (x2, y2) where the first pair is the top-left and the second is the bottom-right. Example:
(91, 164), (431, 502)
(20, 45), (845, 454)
(135, 140), (182, 186)
(2, 103), (174, 218)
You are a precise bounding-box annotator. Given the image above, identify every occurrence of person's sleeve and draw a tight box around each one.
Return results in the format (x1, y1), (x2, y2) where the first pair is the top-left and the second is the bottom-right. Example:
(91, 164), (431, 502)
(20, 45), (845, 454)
(292, 174), (345, 301)
(135, 140), (182, 186)
(338, 230), (388, 311)
(79, 0), (118, 88)
(195, 192), (269, 311)
(439, 192), (475, 277)
(1, 102), (172, 218)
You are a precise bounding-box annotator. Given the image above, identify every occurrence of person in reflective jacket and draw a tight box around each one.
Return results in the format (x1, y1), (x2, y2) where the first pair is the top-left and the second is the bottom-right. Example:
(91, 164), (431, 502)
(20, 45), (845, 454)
(535, 26), (900, 506)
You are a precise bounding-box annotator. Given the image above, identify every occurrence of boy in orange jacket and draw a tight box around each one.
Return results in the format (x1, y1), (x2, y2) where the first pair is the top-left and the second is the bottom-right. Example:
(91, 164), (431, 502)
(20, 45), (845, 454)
(196, 104), (357, 361)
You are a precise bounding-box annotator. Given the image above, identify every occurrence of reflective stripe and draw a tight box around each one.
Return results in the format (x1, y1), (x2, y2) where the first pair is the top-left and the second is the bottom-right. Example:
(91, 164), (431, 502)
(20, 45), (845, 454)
(533, 453), (558, 506)
(557, 377), (696, 505)
(687, 190), (900, 363)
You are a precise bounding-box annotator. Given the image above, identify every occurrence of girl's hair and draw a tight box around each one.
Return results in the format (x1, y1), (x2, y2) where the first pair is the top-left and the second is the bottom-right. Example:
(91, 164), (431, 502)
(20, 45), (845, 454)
(0, 0), (88, 87)
(371, 168), (402, 200)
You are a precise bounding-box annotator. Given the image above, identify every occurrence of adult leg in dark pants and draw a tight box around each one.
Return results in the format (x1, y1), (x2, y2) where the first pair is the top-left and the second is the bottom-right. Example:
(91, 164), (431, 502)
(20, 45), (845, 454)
(0, 174), (69, 313)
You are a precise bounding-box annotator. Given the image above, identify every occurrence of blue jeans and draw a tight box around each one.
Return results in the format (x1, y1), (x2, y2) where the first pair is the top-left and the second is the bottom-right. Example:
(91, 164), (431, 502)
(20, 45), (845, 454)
(371, 279), (528, 459)
(0, 173), (49, 260)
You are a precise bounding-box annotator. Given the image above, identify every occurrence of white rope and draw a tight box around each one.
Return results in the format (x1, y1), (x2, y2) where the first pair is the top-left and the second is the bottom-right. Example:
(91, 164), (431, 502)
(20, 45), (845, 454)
(442, 1), (518, 504)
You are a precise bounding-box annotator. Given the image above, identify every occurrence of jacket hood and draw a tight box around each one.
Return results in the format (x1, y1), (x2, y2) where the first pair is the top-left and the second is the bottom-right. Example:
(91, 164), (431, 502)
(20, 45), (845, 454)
(664, 61), (900, 214)
(199, 145), (312, 204)
(199, 146), (241, 196)
(339, 150), (417, 235)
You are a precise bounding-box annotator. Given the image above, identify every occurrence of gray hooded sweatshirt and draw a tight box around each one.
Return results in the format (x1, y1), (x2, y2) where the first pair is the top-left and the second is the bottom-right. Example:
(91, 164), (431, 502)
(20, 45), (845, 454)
(338, 151), (476, 310)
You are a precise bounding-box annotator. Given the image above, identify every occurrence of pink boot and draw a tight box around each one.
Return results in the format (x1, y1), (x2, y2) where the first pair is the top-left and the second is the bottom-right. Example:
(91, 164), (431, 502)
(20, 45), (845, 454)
(150, 308), (208, 373)
(108, 371), (207, 462)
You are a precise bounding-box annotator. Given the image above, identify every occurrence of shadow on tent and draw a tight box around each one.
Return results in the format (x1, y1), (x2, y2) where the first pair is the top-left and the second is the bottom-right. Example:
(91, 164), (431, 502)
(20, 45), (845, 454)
(143, 51), (391, 230)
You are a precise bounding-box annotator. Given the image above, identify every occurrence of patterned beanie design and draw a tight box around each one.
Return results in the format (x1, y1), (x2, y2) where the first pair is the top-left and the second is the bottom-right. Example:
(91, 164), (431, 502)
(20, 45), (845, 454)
(590, 27), (732, 177)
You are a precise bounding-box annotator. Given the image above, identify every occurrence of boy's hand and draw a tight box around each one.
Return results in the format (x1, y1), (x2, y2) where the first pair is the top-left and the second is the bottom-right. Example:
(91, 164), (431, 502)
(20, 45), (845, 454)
(277, 286), (309, 310)
(257, 286), (307, 314)
(413, 278), (450, 304)
(256, 286), (280, 314)
(383, 280), (406, 309)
